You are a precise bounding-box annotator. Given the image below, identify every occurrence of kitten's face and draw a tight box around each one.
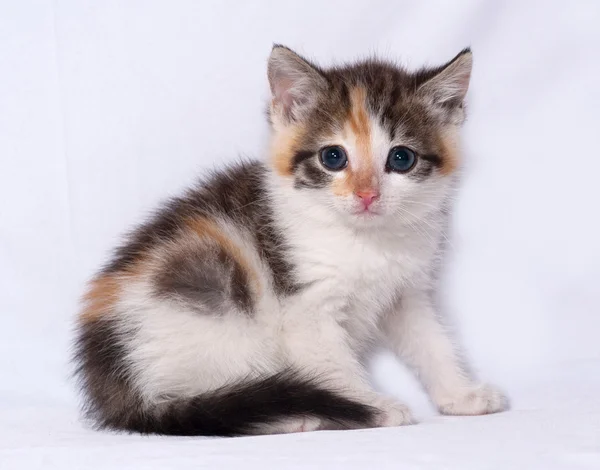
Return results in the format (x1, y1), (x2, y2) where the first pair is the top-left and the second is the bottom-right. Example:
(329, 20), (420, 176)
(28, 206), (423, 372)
(267, 46), (472, 228)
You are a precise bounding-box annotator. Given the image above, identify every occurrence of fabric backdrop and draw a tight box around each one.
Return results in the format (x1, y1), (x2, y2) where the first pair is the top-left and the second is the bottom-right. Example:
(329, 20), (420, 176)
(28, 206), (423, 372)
(1, 1), (599, 468)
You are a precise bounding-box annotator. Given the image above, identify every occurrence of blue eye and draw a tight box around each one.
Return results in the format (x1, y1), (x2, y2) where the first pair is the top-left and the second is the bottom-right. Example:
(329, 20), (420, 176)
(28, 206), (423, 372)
(387, 146), (417, 173)
(320, 146), (348, 171)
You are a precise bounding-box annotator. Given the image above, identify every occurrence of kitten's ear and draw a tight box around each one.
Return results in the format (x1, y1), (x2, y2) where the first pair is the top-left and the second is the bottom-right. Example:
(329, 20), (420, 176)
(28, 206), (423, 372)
(268, 45), (327, 123)
(418, 48), (472, 109)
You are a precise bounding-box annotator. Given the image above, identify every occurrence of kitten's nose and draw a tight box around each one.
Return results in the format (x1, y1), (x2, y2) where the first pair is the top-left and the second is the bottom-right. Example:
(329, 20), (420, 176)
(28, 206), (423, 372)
(355, 189), (380, 209)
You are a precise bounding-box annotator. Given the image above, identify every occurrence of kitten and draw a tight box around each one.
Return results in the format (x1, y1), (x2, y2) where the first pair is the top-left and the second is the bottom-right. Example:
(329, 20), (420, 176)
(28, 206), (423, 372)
(73, 45), (508, 436)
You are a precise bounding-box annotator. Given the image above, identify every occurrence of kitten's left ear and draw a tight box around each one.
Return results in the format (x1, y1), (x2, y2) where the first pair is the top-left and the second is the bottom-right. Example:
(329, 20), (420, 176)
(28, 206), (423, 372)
(417, 48), (472, 109)
(268, 45), (327, 124)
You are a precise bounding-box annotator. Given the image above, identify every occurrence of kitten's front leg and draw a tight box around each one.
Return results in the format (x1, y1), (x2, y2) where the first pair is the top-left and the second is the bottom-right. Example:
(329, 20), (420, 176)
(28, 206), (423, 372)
(382, 289), (509, 416)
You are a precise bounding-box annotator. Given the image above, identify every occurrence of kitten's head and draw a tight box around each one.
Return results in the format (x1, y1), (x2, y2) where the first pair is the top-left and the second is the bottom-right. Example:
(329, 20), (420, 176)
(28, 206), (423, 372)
(266, 45), (472, 227)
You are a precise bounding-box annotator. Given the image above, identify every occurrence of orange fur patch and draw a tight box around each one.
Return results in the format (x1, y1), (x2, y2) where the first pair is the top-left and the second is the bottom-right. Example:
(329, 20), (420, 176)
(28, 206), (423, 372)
(332, 173), (353, 197)
(186, 217), (261, 296)
(80, 275), (122, 322)
(334, 87), (375, 196)
(439, 127), (460, 175)
(348, 87), (372, 164)
(271, 123), (303, 178)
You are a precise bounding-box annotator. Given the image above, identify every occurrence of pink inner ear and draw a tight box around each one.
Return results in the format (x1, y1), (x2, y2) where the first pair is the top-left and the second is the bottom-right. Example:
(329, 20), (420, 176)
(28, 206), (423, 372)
(456, 72), (469, 89)
(273, 76), (296, 111)
(454, 69), (471, 96)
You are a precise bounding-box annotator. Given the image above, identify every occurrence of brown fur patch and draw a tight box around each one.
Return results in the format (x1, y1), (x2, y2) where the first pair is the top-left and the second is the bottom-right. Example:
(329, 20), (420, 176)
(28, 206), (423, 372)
(333, 87), (375, 196)
(186, 217), (261, 296)
(80, 275), (122, 322)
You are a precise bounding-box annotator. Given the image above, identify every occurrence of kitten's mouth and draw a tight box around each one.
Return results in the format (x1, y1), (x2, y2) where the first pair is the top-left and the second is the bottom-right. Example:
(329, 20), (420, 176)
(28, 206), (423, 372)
(353, 208), (381, 217)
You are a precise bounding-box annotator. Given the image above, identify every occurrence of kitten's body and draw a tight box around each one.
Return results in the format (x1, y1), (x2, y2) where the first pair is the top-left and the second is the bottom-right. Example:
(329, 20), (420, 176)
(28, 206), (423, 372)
(74, 46), (508, 436)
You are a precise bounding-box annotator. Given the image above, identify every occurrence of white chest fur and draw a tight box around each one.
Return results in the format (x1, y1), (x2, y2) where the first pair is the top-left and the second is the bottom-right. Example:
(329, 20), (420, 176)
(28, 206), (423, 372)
(280, 209), (440, 343)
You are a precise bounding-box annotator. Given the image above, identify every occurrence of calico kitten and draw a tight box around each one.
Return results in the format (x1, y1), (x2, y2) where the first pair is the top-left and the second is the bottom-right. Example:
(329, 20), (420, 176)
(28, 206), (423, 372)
(74, 45), (508, 436)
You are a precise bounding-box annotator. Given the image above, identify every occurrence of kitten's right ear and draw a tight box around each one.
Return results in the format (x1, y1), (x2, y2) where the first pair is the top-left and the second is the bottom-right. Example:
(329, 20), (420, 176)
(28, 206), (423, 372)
(417, 48), (472, 108)
(268, 45), (327, 124)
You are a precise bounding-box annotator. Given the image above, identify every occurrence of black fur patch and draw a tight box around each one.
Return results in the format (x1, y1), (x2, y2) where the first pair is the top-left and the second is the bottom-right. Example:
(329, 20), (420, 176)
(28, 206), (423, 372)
(403, 154), (441, 181)
(73, 317), (143, 430)
(294, 159), (332, 190)
(408, 163), (433, 181)
(421, 154), (442, 168)
(291, 150), (316, 171)
(155, 244), (254, 314)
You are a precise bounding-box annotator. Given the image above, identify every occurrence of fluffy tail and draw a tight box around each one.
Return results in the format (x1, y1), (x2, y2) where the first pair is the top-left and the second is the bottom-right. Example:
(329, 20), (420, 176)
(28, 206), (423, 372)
(117, 371), (376, 436)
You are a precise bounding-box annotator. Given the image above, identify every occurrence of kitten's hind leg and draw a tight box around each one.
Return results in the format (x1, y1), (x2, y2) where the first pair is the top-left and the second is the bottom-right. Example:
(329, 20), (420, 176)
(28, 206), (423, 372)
(253, 416), (323, 435)
(374, 396), (416, 427)
(283, 300), (416, 429)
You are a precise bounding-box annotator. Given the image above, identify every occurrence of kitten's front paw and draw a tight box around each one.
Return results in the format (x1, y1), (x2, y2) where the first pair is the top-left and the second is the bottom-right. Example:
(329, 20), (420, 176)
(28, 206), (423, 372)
(375, 398), (417, 427)
(437, 384), (509, 416)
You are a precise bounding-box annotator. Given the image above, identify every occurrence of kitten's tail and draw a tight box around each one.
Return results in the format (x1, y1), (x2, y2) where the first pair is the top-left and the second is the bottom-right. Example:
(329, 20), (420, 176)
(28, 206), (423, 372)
(115, 371), (377, 436)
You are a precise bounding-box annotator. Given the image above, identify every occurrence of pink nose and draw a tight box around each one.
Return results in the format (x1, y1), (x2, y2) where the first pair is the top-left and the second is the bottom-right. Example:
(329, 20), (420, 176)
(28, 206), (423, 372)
(355, 189), (380, 209)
